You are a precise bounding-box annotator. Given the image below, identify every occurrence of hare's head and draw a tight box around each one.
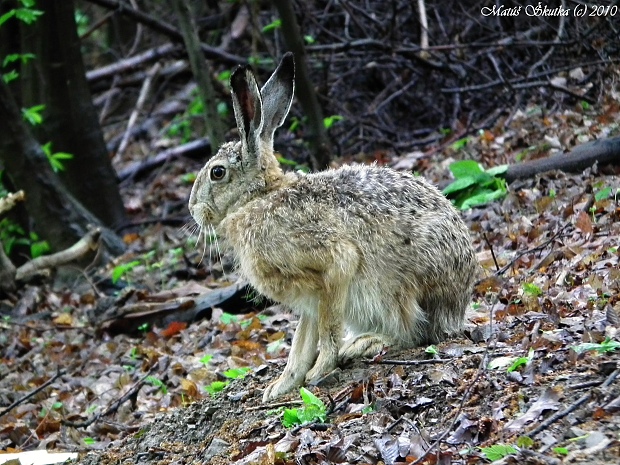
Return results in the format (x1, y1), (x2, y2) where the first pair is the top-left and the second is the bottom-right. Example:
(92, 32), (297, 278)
(189, 53), (295, 226)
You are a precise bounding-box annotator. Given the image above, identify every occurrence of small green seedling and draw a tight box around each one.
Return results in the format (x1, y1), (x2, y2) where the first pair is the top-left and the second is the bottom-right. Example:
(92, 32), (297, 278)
(219, 312), (238, 325)
(262, 19), (281, 33)
(522, 283), (543, 297)
(22, 104), (45, 125)
(200, 354), (213, 365)
(516, 436), (534, 448)
(83, 437), (96, 446)
(204, 380), (229, 396)
(41, 142), (74, 172)
(425, 345), (439, 355)
(146, 376), (168, 394)
(111, 260), (141, 283)
(507, 348), (534, 373)
(323, 115), (343, 130)
(571, 337), (620, 354)
(480, 444), (517, 461)
(442, 160), (508, 210)
(282, 387), (327, 428)
(553, 447), (569, 455)
(223, 367), (250, 379)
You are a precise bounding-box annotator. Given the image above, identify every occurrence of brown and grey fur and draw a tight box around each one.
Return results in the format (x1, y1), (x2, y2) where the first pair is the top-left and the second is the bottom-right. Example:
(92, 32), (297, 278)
(188, 53), (479, 401)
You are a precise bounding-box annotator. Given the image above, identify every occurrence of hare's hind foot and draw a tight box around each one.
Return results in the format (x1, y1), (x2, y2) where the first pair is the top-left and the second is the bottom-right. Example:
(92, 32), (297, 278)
(338, 333), (390, 363)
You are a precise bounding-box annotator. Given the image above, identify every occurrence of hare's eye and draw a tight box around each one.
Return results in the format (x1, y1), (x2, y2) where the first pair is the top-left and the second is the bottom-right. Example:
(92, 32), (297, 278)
(210, 166), (226, 181)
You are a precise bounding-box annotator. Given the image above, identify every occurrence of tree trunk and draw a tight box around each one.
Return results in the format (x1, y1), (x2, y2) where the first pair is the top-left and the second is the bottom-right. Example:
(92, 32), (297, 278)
(0, 78), (125, 255)
(272, 0), (331, 170)
(19, 0), (126, 228)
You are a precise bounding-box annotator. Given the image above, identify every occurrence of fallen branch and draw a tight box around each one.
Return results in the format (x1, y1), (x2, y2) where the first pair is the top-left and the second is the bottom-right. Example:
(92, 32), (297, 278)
(505, 136), (620, 183)
(116, 62), (162, 158)
(0, 370), (65, 419)
(525, 368), (619, 437)
(15, 228), (101, 281)
(117, 137), (211, 182)
(86, 43), (180, 83)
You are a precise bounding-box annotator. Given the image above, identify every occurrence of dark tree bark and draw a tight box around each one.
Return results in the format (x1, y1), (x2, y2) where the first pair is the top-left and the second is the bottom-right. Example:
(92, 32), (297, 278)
(19, 0), (126, 228)
(0, 78), (125, 255)
(272, 0), (331, 170)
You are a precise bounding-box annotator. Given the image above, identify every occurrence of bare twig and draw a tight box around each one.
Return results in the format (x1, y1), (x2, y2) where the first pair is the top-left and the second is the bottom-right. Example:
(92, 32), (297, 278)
(526, 368), (620, 437)
(0, 370), (65, 418)
(116, 62), (162, 158)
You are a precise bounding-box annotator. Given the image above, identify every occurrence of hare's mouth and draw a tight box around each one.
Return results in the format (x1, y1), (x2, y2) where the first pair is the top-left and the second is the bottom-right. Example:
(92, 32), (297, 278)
(189, 203), (216, 227)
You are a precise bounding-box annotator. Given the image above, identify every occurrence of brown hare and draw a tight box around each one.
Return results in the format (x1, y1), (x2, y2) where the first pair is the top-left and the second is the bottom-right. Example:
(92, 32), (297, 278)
(189, 53), (478, 401)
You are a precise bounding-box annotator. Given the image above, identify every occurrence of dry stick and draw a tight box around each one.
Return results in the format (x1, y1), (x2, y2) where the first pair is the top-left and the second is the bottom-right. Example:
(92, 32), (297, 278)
(495, 223), (570, 276)
(0, 370), (65, 418)
(86, 43), (179, 83)
(15, 229), (101, 281)
(83, 0), (246, 66)
(483, 232), (500, 272)
(526, 368), (620, 438)
(116, 62), (162, 159)
(246, 400), (303, 411)
(62, 364), (161, 429)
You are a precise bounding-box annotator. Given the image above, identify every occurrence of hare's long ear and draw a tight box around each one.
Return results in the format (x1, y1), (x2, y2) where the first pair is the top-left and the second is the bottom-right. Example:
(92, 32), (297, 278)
(230, 65), (263, 161)
(260, 52), (295, 148)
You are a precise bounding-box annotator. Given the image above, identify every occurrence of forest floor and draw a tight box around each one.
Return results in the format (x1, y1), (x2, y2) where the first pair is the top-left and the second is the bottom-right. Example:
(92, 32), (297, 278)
(2, 69), (620, 465)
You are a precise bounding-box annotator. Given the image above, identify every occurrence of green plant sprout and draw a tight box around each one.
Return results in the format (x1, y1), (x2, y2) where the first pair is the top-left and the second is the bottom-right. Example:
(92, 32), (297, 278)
(146, 376), (168, 394)
(223, 367), (250, 379)
(522, 282), (543, 297)
(507, 348), (534, 373)
(262, 19), (281, 33)
(571, 337), (620, 354)
(480, 444), (517, 461)
(111, 260), (141, 283)
(282, 388), (327, 428)
(199, 354), (213, 365)
(442, 160), (508, 210)
(41, 142), (74, 173)
(204, 380), (229, 396)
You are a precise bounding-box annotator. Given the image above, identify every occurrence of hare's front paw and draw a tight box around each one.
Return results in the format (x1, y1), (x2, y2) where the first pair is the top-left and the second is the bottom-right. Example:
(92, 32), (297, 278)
(263, 370), (303, 402)
(305, 354), (338, 385)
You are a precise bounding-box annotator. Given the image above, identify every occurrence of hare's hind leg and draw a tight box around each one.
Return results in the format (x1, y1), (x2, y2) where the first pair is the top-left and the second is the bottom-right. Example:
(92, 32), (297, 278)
(263, 312), (319, 402)
(338, 333), (390, 362)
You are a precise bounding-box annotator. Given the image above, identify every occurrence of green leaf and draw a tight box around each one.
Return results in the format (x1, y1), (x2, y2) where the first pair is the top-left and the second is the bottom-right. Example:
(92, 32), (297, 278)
(2, 70), (19, 83)
(553, 447), (568, 455)
(486, 164), (509, 177)
(481, 444), (517, 461)
(262, 19), (281, 33)
(0, 10), (15, 28)
(3, 52), (35, 67)
(14, 7), (43, 24)
(112, 260), (141, 283)
(442, 176), (478, 196)
(425, 345), (439, 355)
(282, 408), (300, 427)
(572, 337), (620, 354)
(449, 160), (483, 179)
(220, 312), (238, 324)
(299, 387), (325, 409)
(83, 437), (96, 445)
(459, 188), (506, 210)
(595, 186), (611, 201)
(204, 380), (229, 396)
(21, 104), (45, 125)
(199, 354), (213, 365)
(523, 283), (543, 296)
(223, 367), (251, 379)
(304, 35), (315, 44)
(449, 137), (470, 151)
(323, 115), (343, 130)
(30, 240), (50, 258)
(517, 436), (534, 448)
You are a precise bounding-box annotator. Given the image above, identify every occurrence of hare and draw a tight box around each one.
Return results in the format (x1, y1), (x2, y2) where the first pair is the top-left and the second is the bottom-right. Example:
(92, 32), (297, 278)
(189, 53), (478, 402)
